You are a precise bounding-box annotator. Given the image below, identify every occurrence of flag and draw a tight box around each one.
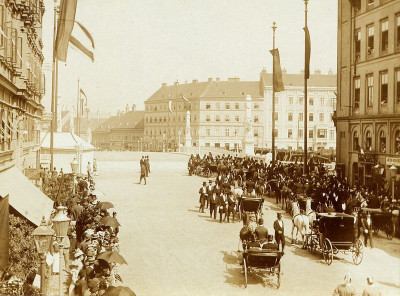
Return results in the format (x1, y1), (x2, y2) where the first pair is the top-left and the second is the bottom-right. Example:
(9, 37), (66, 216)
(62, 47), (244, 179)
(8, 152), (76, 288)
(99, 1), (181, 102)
(181, 95), (191, 110)
(168, 101), (173, 114)
(70, 35), (94, 62)
(304, 26), (311, 80)
(55, 0), (77, 62)
(80, 88), (88, 105)
(0, 195), (9, 269)
(269, 49), (285, 92)
(75, 21), (95, 49)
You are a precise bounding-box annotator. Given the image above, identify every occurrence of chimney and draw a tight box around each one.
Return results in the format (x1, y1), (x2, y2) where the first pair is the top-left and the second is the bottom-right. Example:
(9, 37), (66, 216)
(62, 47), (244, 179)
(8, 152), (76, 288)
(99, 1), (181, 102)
(125, 104), (129, 113)
(314, 69), (322, 75)
(192, 79), (198, 83)
(174, 80), (179, 86)
(328, 68), (333, 75)
(132, 104), (136, 112)
(162, 82), (167, 86)
(208, 77), (212, 82)
(282, 68), (287, 74)
(216, 77), (220, 82)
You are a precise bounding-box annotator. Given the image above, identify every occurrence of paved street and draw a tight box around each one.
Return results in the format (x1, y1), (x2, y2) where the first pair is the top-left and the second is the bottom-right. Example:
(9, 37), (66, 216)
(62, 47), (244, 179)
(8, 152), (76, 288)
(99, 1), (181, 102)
(94, 152), (400, 296)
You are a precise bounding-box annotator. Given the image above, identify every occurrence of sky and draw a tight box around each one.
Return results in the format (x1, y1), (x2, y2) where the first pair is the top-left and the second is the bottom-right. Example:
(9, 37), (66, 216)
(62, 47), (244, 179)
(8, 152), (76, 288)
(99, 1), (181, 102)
(42, 0), (338, 115)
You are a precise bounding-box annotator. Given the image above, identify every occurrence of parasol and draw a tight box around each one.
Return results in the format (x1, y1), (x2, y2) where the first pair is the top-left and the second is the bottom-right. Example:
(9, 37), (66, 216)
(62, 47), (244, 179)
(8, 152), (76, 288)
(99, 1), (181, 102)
(103, 286), (136, 296)
(96, 201), (114, 210)
(100, 216), (121, 228)
(97, 251), (127, 265)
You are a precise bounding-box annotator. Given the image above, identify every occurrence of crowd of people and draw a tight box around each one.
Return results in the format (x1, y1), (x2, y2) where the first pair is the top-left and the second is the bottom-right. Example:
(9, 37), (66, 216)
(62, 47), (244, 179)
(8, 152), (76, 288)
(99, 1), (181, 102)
(139, 155), (151, 185)
(40, 166), (129, 295)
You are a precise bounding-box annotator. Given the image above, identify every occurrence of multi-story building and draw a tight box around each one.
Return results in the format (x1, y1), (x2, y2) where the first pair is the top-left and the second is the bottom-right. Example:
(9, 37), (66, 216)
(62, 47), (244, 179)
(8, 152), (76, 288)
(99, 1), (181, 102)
(336, 0), (400, 186)
(92, 108), (144, 151)
(143, 78), (265, 152)
(261, 69), (337, 151)
(0, 0), (45, 172)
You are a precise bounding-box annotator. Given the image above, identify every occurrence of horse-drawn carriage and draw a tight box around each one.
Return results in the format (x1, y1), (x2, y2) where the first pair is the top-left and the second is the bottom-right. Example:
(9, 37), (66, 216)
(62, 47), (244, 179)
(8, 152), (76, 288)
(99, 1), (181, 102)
(361, 207), (395, 240)
(239, 195), (263, 222)
(305, 213), (364, 265)
(241, 241), (283, 288)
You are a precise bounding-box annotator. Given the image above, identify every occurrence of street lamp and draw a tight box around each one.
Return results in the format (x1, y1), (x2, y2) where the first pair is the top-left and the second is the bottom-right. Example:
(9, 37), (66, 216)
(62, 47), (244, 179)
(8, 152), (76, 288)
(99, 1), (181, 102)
(32, 217), (54, 295)
(74, 143), (83, 175)
(52, 206), (70, 296)
(389, 165), (398, 201)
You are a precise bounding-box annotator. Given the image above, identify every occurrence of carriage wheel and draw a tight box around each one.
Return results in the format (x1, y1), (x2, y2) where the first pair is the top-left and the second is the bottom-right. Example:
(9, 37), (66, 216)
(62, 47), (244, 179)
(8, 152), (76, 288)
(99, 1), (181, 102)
(385, 222), (394, 240)
(243, 259), (248, 288)
(352, 239), (364, 265)
(307, 235), (315, 254)
(322, 238), (333, 265)
(276, 262), (281, 289)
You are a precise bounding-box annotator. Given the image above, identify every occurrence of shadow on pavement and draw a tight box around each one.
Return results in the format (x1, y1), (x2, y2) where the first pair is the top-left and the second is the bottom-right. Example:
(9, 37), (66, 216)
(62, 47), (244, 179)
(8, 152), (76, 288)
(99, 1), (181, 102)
(377, 281), (400, 289)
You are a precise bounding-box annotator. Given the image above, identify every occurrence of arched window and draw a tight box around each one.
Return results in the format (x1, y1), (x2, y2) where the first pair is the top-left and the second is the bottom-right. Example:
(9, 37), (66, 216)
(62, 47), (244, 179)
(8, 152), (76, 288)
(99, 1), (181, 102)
(353, 131), (359, 151)
(379, 131), (386, 153)
(395, 130), (400, 154)
(365, 130), (372, 151)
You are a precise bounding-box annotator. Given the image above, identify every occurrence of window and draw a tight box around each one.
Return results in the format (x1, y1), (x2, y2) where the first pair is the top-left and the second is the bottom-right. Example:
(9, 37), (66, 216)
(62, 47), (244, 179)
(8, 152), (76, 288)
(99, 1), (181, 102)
(205, 143), (210, 147)
(216, 115), (220, 122)
(206, 103), (211, 110)
(367, 74), (374, 107)
(319, 113), (324, 122)
(380, 71), (388, 106)
(381, 19), (388, 54)
(299, 129), (303, 138)
(365, 130), (372, 151)
(289, 97), (293, 105)
(215, 143), (220, 148)
(309, 113), (313, 122)
(309, 130), (314, 139)
(235, 103), (239, 110)
(299, 113), (303, 122)
(216, 102), (220, 109)
(367, 0), (374, 10)
(379, 131), (386, 153)
(396, 69), (400, 104)
(206, 129), (210, 136)
(225, 129), (229, 137)
(254, 129), (259, 137)
(329, 130), (334, 139)
(254, 103), (259, 109)
(320, 98), (324, 106)
(367, 25), (374, 57)
(225, 103), (230, 110)
(225, 115), (230, 122)
(288, 129), (293, 138)
(254, 116), (259, 123)
(205, 115), (210, 122)
(395, 130), (400, 154)
(288, 113), (293, 121)
(274, 112), (278, 121)
(235, 115), (239, 122)
(355, 29), (361, 61)
(354, 77), (360, 109)
(309, 98), (314, 106)
(317, 129), (327, 139)
(299, 97), (303, 105)
(234, 129), (239, 136)
(397, 14), (400, 50)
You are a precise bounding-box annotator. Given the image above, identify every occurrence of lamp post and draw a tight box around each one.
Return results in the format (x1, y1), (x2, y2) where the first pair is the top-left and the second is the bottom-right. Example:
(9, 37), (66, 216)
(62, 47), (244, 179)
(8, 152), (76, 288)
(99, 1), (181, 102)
(52, 206), (70, 296)
(32, 217), (54, 295)
(70, 157), (79, 194)
(389, 165), (398, 201)
(74, 143), (83, 175)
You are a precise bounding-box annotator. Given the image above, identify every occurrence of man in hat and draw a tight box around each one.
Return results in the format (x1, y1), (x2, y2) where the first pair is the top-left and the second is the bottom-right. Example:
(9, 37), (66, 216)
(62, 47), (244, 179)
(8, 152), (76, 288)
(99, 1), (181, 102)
(273, 213), (285, 252)
(255, 218), (268, 244)
(362, 275), (381, 296)
(361, 212), (373, 248)
(227, 191), (236, 223)
(206, 180), (213, 209)
(333, 273), (356, 296)
(198, 182), (207, 213)
(139, 158), (147, 185)
(217, 191), (228, 223)
(210, 191), (217, 219)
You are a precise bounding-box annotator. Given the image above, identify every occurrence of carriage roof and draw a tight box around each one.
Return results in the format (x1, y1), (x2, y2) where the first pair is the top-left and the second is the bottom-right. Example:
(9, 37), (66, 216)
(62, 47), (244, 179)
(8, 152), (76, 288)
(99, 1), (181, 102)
(317, 213), (355, 245)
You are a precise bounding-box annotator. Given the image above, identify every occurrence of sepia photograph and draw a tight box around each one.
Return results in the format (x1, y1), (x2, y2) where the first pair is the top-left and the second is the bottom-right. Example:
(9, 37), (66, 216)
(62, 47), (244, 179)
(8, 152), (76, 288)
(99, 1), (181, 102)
(0, 0), (399, 295)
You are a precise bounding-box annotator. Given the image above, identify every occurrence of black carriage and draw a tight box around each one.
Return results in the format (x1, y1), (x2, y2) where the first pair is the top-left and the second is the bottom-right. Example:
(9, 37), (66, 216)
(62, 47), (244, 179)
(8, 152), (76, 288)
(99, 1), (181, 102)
(361, 208), (394, 240)
(242, 244), (283, 288)
(305, 213), (364, 265)
(239, 196), (263, 221)
(297, 196), (317, 213)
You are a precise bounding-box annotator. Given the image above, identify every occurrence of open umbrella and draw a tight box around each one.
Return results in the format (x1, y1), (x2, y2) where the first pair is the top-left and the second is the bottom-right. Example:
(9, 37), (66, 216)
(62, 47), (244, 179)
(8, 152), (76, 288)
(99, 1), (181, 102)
(97, 251), (127, 265)
(100, 216), (121, 228)
(103, 286), (136, 296)
(96, 201), (114, 210)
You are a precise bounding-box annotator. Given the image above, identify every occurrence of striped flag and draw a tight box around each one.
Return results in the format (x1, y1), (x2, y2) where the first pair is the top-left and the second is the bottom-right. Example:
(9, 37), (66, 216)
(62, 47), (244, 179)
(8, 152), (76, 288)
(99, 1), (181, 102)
(55, 0), (77, 62)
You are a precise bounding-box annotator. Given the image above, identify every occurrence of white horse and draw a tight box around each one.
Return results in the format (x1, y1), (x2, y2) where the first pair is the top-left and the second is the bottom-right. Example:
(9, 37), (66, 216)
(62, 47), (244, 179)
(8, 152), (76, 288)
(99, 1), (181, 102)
(306, 198), (316, 230)
(291, 201), (310, 245)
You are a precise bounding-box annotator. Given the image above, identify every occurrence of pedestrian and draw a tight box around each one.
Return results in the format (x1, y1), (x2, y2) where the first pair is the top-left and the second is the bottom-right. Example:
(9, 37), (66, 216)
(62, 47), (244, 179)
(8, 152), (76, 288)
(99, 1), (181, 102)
(206, 180), (213, 209)
(139, 161), (147, 185)
(333, 274), (356, 296)
(361, 212), (373, 248)
(227, 192), (236, 223)
(217, 191), (228, 223)
(362, 276), (381, 296)
(210, 192), (217, 219)
(198, 182), (207, 213)
(144, 156), (150, 177)
(146, 155), (151, 173)
(273, 212), (285, 253)
(93, 158), (97, 176)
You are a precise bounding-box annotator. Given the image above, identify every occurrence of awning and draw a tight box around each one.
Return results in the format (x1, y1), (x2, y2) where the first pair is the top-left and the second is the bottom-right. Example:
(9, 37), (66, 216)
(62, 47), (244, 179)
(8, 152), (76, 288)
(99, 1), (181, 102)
(0, 167), (54, 226)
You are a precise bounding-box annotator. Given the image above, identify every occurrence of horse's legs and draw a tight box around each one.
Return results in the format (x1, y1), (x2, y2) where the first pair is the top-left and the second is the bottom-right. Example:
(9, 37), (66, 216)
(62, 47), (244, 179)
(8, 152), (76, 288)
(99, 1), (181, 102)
(291, 220), (295, 244)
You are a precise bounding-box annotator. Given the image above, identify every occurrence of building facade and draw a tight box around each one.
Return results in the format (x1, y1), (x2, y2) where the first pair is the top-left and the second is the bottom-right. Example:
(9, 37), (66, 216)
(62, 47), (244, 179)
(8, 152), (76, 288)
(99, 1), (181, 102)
(261, 69), (337, 151)
(0, 0), (45, 172)
(143, 78), (265, 152)
(337, 0), (400, 186)
(92, 108), (144, 151)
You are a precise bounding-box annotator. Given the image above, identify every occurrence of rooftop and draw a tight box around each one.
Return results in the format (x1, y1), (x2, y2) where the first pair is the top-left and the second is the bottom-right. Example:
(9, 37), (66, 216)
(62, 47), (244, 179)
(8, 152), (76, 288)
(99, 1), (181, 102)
(261, 70), (336, 88)
(93, 110), (145, 132)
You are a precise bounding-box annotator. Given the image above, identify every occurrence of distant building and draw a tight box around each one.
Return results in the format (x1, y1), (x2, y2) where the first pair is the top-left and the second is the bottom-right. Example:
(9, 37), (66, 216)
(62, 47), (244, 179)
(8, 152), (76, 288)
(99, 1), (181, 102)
(261, 69), (337, 151)
(144, 78), (265, 152)
(336, 0), (400, 186)
(92, 108), (144, 151)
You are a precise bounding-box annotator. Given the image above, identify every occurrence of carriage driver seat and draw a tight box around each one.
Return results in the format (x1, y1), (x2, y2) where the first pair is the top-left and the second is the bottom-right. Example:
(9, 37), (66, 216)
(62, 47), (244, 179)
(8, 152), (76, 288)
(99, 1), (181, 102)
(262, 235), (279, 250)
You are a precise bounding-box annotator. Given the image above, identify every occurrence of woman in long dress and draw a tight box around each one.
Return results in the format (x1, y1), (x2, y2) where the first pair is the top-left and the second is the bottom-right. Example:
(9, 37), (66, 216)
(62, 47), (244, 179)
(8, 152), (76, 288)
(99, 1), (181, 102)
(51, 240), (60, 275)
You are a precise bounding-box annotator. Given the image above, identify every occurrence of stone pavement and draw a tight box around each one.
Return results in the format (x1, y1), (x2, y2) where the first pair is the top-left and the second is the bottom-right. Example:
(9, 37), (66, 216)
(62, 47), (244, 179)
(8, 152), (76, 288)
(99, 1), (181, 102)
(47, 250), (70, 296)
(92, 151), (400, 296)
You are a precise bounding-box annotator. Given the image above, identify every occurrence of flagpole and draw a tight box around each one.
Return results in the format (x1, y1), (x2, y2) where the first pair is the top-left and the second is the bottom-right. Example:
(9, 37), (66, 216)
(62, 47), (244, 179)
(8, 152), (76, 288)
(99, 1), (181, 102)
(271, 22), (277, 168)
(76, 78), (79, 135)
(55, 60), (59, 131)
(50, 0), (58, 172)
(303, 0), (309, 176)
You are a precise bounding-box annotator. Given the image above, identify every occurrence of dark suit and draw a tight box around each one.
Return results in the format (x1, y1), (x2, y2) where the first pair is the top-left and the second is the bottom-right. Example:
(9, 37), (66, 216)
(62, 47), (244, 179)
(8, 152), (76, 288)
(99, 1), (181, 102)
(227, 195), (236, 222)
(217, 194), (228, 223)
(273, 219), (285, 251)
(361, 216), (373, 248)
(198, 186), (207, 212)
(206, 185), (213, 208)
(255, 225), (268, 243)
(210, 194), (217, 219)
